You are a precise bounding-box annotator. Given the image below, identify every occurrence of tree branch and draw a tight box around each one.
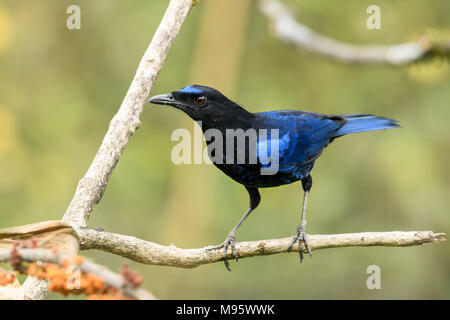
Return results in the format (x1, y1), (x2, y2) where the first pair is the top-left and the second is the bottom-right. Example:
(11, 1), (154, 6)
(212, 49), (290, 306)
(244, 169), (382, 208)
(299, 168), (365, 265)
(22, 0), (194, 299)
(78, 229), (446, 268)
(62, 0), (193, 229)
(259, 0), (449, 65)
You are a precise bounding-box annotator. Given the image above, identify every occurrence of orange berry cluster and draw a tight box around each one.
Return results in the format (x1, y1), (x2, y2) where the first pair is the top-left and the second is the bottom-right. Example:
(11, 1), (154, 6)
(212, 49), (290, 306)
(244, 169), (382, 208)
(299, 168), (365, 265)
(26, 259), (129, 299)
(121, 263), (143, 289)
(2, 239), (138, 300)
(0, 272), (16, 286)
(10, 238), (39, 271)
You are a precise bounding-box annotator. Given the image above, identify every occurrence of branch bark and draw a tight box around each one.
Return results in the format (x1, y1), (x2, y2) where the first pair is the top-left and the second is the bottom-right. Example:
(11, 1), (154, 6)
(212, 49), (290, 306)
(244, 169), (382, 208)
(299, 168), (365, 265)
(260, 0), (449, 65)
(22, 0), (194, 299)
(78, 229), (446, 268)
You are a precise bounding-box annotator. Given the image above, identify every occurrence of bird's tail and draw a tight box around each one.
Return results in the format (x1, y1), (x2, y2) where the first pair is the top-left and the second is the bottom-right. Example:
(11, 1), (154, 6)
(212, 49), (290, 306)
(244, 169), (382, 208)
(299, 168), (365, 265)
(333, 114), (399, 137)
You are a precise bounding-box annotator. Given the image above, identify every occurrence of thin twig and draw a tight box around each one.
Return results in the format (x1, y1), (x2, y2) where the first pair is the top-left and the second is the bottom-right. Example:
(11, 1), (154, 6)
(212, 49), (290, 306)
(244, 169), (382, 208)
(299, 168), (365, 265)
(78, 229), (446, 268)
(259, 0), (449, 65)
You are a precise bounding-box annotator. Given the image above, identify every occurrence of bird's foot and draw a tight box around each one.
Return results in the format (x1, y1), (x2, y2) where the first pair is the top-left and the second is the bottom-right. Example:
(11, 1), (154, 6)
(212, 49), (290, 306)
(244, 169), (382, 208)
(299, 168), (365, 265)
(287, 225), (312, 263)
(206, 234), (238, 271)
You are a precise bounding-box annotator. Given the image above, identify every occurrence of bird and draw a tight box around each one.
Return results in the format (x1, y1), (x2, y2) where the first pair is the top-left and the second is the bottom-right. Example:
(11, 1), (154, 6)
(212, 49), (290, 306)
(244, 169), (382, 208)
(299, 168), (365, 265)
(149, 85), (399, 270)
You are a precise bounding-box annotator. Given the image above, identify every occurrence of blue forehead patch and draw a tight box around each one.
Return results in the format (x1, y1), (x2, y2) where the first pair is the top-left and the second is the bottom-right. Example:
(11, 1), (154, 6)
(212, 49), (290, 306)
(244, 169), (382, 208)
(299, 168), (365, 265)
(179, 85), (203, 94)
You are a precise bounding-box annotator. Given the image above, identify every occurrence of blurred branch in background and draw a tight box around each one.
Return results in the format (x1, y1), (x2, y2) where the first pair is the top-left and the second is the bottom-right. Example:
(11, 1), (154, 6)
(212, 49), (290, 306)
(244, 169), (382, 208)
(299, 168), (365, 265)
(0, 246), (155, 300)
(21, 0), (194, 299)
(260, 0), (450, 65)
(0, 221), (155, 299)
(79, 229), (446, 268)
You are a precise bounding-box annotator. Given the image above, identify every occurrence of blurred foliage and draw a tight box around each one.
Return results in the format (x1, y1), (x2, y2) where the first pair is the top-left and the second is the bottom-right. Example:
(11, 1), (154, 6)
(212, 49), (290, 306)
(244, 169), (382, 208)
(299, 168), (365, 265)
(0, 0), (449, 299)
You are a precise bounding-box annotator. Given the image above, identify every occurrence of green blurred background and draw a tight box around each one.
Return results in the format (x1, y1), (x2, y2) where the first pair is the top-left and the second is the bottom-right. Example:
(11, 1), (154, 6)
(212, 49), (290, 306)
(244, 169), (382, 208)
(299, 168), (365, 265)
(0, 0), (449, 299)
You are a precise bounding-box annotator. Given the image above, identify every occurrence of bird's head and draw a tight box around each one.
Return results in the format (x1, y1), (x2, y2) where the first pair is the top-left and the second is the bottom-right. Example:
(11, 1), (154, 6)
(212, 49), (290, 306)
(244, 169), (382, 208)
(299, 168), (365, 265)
(148, 85), (251, 126)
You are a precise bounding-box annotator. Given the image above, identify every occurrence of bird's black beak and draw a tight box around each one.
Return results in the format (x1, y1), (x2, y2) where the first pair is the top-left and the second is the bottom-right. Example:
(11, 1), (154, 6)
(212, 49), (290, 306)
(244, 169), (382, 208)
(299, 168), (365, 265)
(148, 93), (177, 106)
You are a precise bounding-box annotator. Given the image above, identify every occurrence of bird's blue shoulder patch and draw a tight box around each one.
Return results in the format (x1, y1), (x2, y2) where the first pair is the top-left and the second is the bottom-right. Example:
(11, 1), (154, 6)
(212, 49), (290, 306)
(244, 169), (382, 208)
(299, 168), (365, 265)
(179, 85), (203, 94)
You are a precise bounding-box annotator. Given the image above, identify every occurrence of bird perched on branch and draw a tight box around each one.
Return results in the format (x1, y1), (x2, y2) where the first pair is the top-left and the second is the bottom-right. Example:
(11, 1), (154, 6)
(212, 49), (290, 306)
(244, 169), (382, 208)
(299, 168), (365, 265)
(149, 85), (399, 270)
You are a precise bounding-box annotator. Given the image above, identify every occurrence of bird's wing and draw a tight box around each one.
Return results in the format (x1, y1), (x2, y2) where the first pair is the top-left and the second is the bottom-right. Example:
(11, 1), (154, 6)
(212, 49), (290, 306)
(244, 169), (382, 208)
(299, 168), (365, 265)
(255, 110), (344, 173)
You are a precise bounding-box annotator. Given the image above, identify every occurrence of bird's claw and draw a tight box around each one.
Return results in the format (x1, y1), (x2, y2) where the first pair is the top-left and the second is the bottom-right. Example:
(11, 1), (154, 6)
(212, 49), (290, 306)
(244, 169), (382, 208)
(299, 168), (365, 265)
(206, 234), (238, 271)
(287, 225), (312, 263)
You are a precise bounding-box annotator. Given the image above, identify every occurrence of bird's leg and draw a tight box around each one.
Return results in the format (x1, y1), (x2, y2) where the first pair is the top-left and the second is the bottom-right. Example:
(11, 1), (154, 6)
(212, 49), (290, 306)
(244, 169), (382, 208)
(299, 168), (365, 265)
(288, 175), (313, 262)
(207, 186), (260, 271)
(288, 190), (311, 261)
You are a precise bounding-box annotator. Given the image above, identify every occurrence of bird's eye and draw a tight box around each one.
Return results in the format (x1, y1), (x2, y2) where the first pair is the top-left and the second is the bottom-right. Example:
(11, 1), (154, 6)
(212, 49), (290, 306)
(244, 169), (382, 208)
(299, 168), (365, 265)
(194, 96), (207, 105)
